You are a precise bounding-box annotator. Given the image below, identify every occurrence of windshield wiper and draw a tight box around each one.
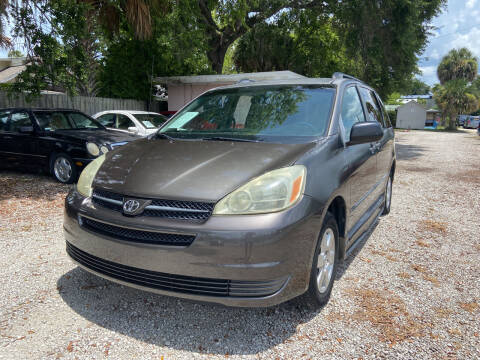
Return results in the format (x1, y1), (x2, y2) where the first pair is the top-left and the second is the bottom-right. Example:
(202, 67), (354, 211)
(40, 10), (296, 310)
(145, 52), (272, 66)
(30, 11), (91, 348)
(201, 136), (261, 143)
(155, 132), (176, 141)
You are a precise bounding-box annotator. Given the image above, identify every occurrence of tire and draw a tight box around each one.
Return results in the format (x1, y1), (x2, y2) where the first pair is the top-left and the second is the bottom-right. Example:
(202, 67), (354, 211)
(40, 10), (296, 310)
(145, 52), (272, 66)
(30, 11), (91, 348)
(382, 174), (393, 215)
(303, 212), (339, 309)
(51, 153), (77, 184)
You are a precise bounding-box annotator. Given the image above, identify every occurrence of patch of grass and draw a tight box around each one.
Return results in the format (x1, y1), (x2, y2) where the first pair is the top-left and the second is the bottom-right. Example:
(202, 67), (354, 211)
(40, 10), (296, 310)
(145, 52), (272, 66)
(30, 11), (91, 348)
(397, 272), (412, 279)
(411, 264), (427, 273)
(347, 288), (424, 344)
(419, 220), (447, 235)
(416, 239), (431, 248)
(423, 274), (440, 287)
(433, 307), (453, 318)
(458, 302), (479, 313)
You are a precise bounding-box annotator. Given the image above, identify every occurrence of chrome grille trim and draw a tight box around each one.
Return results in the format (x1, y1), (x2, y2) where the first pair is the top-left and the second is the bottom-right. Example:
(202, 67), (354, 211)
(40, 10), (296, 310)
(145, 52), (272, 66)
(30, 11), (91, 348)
(91, 189), (215, 221)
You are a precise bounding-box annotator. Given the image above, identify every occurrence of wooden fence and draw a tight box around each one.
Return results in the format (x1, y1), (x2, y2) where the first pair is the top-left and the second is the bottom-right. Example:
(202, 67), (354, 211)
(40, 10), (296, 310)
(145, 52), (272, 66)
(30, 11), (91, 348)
(0, 92), (161, 115)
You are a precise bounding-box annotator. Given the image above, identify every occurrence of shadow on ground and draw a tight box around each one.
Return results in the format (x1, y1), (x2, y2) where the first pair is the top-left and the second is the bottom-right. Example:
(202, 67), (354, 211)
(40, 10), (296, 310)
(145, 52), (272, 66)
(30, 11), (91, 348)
(0, 169), (69, 201)
(57, 227), (376, 355)
(394, 137), (427, 161)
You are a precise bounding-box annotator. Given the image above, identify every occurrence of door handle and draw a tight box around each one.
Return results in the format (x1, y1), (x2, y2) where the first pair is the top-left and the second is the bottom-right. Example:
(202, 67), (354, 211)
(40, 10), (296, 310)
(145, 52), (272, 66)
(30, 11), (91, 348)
(3, 136), (13, 140)
(370, 143), (381, 154)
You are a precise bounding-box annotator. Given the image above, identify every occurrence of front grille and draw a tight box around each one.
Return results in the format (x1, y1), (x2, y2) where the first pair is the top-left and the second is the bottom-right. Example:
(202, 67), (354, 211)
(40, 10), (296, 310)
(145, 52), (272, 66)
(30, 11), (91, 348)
(67, 242), (287, 298)
(92, 189), (214, 221)
(80, 216), (195, 246)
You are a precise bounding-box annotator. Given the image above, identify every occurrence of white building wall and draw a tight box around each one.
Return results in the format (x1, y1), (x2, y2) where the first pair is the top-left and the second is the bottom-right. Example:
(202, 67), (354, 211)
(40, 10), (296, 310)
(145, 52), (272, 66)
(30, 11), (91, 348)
(167, 83), (234, 111)
(396, 101), (427, 129)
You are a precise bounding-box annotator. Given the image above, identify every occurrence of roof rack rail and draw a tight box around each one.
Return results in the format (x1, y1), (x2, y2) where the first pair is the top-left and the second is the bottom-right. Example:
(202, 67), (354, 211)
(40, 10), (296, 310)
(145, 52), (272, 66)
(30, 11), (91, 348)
(237, 78), (255, 84)
(331, 72), (364, 83)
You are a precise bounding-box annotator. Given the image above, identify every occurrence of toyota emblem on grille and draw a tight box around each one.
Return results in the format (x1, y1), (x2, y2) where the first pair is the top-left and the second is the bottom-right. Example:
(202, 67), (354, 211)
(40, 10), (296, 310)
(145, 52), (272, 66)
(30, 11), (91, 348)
(123, 199), (140, 214)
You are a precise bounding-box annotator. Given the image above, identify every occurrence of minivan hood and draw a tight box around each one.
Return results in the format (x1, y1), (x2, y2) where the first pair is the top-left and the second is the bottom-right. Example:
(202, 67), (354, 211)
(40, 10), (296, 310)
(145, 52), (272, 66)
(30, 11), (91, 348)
(93, 138), (316, 202)
(52, 129), (139, 144)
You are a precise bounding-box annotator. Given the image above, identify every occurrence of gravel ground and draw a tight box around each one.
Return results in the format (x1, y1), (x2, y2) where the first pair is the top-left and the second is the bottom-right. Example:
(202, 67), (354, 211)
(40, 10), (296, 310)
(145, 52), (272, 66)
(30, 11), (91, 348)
(0, 129), (479, 359)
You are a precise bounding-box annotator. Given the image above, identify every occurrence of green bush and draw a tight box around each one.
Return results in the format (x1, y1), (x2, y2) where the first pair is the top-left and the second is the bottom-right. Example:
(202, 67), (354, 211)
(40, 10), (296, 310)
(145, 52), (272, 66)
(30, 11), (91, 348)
(387, 110), (397, 128)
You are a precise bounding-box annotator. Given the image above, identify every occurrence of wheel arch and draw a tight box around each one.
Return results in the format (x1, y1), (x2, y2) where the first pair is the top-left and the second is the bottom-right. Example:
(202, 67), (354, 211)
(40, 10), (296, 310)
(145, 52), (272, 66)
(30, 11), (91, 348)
(325, 195), (347, 260)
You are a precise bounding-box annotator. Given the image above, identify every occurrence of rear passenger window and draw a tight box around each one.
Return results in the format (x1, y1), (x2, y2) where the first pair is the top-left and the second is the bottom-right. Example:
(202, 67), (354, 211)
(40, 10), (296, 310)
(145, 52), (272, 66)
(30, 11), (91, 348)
(117, 114), (135, 130)
(341, 86), (366, 142)
(359, 87), (383, 126)
(376, 94), (392, 128)
(0, 111), (10, 131)
(9, 112), (32, 132)
(97, 114), (115, 127)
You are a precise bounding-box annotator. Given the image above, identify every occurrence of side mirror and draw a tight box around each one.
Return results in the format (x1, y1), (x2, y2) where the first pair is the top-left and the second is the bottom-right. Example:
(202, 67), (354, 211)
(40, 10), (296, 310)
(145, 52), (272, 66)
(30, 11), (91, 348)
(348, 122), (383, 145)
(127, 126), (138, 134)
(19, 126), (34, 134)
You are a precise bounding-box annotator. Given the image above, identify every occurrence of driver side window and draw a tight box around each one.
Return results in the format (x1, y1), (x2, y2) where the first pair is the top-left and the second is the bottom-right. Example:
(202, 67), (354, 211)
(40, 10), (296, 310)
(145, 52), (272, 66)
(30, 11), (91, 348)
(341, 86), (366, 142)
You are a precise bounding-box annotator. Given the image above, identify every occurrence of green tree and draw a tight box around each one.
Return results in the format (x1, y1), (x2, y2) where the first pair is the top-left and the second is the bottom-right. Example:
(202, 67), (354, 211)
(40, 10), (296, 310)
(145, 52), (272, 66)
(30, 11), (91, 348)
(433, 48), (479, 129)
(333, 0), (445, 97)
(233, 11), (352, 78)
(0, 0), (10, 48)
(401, 78), (431, 95)
(98, 9), (211, 101)
(7, 49), (23, 57)
(10, 0), (105, 97)
(182, 0), (330, 73)
(437, 48), (478, 85)
(433, 80), (479, 130)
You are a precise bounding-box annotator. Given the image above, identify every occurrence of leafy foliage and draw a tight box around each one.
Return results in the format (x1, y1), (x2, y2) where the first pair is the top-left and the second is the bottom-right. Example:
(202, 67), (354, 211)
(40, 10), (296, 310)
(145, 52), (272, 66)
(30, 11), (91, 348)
(437, 48), (478, 85)
(332, 0), (445, 97)
(233, 11), (353, 78)
(97, 8), (212, 101)
(433, 48), (479, 129)
(400, 78), (431, 95)
(9, 0), (104, 97)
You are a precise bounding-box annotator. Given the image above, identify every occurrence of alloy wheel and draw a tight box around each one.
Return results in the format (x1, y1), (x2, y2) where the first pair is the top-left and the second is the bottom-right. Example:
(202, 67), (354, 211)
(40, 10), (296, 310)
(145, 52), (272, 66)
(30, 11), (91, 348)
(54, 157), (72, 183)
(386, 176), (392, 210)
(316, 228), (336, 293)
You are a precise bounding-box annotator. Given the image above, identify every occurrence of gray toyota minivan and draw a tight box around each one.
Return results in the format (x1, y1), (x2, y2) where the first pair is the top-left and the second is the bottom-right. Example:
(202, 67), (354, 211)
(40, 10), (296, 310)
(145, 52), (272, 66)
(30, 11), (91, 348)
(64, 73), (395, 308)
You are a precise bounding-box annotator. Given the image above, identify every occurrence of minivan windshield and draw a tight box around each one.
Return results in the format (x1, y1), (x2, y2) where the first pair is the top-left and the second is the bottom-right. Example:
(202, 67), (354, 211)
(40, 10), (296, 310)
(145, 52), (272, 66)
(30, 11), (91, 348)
(159, 85), (335, 143)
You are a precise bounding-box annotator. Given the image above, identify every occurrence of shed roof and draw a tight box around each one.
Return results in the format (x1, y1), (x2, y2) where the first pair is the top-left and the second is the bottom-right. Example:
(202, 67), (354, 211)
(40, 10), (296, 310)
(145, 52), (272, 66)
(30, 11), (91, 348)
(155, 71), (306, 85)
(0, 64), (27, 83)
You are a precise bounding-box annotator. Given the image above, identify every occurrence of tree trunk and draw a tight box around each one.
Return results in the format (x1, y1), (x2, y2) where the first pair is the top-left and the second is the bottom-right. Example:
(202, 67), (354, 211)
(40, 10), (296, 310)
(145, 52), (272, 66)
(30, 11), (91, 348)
(207, 44), (229, 74)
(447, 112), (457, 130)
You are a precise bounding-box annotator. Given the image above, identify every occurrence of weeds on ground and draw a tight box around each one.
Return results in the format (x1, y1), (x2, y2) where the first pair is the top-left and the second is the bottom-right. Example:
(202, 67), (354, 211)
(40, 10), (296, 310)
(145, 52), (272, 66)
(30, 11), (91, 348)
(419, 220), (447, 235)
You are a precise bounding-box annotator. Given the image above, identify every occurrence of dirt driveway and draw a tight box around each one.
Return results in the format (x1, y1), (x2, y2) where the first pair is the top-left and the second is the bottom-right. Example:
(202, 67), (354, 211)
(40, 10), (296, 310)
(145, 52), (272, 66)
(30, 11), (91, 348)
(0, 130), (479, 359)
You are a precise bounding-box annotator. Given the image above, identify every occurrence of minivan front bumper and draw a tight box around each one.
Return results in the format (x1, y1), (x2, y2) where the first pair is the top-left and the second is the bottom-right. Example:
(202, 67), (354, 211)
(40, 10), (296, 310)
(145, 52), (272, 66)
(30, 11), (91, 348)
(63, 189), (323, 307)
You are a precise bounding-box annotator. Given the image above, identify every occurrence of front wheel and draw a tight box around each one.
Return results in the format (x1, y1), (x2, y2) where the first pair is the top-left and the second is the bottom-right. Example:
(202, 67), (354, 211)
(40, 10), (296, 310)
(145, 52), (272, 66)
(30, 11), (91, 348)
(303, 212), (339, 308)
(52, 154), (77, 184)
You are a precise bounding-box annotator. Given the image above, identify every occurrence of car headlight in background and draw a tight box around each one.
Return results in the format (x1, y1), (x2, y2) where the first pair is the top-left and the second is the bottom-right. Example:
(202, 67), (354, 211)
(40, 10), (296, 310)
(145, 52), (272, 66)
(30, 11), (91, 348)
(213, 165), (306, 215)
(77, 155), (106, 197)
(86, 142), (100, 156)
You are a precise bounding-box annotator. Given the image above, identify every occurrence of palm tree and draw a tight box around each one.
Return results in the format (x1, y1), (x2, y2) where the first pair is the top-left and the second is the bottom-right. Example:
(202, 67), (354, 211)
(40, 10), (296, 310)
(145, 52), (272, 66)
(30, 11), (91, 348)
(4, 0), (161, 47)
(0, 0), (12, 48)
(437, 48), (478, 85)
(433, 80), (479, 130)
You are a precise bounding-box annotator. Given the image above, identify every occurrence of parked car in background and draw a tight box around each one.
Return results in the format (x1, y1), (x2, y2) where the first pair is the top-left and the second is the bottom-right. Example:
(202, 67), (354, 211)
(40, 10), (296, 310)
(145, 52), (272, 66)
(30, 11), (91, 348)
(477, 122), (480, 136)
(93, 110), (168, 136)
(457, 114), (468, 127)
(0, 108), (139, 183)
(64, 73), (395, 308)
(464, 116), (480, 129)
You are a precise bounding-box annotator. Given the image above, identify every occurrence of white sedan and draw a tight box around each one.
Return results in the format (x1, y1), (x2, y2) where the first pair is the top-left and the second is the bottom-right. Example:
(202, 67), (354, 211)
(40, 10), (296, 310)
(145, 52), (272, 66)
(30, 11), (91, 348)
(92, 110), (168, 136)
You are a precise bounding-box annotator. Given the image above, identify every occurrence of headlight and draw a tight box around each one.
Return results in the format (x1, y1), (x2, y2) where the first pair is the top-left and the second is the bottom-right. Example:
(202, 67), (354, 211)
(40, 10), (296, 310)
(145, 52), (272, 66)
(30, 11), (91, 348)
(100, 145), (109, 154)
(213, 165), (306, 215)
(86, 142), (100, 156)
(77, 155), (105, 197)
